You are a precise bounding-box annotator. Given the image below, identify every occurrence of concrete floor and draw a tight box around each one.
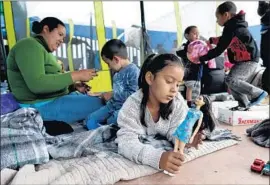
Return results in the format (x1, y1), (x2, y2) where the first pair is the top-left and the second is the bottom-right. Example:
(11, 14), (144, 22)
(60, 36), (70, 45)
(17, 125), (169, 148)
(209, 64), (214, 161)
(116, 124), (269, 185)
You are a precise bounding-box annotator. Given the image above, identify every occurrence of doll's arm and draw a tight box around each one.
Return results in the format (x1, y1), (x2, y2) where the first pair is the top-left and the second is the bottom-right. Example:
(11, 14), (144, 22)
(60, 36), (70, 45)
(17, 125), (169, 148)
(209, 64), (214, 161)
(189, 115), (203, 144)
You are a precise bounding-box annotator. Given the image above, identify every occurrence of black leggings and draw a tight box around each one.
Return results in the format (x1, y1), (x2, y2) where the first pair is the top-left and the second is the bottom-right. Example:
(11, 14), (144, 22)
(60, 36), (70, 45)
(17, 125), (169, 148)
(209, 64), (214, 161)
(261, 30), (270, 93)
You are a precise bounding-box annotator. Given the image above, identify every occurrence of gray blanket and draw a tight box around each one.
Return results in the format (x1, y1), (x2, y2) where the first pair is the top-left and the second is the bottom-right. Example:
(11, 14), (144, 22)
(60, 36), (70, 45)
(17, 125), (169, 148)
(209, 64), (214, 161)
(1, 108), (239, 185)
(1, 108), (50, 170)
(0, 108), (174, 170)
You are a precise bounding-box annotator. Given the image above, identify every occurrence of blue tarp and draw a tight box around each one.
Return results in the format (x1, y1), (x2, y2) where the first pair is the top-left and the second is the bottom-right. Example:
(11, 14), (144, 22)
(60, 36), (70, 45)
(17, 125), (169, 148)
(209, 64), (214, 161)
(0, 15), (263, 52)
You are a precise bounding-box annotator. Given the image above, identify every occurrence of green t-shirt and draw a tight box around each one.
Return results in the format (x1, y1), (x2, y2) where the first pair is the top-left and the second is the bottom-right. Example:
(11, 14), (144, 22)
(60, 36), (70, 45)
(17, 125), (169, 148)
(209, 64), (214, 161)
(7, 36), (73, 104)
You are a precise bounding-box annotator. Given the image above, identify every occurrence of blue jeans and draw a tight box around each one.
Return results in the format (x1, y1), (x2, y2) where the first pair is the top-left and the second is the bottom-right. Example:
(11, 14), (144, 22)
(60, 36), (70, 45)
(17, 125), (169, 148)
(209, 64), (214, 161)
(32, 93), (103, 123)
(86, 104), (119, 130)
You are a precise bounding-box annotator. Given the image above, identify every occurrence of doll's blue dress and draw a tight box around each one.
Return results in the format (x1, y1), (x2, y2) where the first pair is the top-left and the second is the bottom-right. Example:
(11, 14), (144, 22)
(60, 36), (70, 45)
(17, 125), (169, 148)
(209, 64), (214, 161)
(173, 108), (202, 143)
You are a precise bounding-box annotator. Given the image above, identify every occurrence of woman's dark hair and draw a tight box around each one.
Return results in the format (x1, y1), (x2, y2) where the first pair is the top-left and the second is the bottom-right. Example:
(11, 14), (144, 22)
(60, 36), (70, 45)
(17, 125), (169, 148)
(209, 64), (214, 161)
(138, 53), (184, 127)
(32, 17), (65, 34)
(216, 1), (237, 16)
(192, 95), (218, 133)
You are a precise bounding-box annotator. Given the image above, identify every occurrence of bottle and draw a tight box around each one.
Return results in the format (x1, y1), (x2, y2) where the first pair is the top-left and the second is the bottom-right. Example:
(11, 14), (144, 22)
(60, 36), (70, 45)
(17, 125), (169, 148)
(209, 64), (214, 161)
(1, 80), (9, 94)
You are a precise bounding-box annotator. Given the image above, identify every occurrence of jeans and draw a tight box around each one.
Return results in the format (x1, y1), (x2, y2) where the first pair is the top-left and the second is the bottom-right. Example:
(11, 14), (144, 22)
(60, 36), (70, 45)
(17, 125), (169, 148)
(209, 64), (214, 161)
(32, 92), (103, 123)
(225, 62), (264, 107)
(85, 104), (119, 130)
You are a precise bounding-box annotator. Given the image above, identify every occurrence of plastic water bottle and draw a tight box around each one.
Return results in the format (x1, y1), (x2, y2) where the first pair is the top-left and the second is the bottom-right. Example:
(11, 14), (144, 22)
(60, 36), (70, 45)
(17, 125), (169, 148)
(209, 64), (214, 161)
(1, 80), (9, 94)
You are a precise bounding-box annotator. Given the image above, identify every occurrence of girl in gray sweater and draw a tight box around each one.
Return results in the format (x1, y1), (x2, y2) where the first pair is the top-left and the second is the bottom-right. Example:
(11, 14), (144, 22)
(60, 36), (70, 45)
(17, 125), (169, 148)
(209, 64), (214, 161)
(116, 53), (198, 175)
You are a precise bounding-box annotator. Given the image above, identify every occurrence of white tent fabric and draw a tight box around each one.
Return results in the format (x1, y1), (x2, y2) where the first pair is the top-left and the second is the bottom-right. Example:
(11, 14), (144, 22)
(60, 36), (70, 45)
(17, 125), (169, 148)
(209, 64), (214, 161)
(25, 1), (261, 40)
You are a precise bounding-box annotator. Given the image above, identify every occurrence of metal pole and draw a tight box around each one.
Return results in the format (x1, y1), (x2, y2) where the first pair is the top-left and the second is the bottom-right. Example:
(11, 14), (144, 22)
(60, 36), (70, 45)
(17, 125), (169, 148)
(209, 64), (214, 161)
(0, 1), (8, 82)
(140, 1), (146, 63)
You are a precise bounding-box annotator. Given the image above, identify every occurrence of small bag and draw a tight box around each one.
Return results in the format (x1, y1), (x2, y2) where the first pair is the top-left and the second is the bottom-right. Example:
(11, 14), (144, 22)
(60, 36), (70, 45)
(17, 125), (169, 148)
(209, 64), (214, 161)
(1, 93), (20, 115)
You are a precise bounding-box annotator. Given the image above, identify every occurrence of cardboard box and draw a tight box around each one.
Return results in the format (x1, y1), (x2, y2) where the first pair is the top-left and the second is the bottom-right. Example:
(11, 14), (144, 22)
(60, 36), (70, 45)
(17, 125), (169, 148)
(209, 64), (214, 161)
(212, 101), (238, 118)
(218, 105), (269, 126)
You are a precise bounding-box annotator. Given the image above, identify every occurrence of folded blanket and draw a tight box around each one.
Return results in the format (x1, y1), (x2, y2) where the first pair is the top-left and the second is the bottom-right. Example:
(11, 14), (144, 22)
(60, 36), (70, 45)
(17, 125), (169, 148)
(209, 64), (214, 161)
(246, 119), (270, 148)
(0, 108), (50, 170)
(204, 128), (242, 141)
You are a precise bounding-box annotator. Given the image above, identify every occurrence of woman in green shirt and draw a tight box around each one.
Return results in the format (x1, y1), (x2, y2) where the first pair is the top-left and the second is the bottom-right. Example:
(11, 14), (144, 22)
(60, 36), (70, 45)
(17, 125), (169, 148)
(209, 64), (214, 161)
(7, 17), (103, 123)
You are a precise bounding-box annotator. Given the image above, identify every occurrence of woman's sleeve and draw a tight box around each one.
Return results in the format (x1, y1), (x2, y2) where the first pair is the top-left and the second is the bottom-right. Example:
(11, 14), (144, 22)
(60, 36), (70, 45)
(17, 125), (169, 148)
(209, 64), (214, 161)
(14, 39), (73, 94)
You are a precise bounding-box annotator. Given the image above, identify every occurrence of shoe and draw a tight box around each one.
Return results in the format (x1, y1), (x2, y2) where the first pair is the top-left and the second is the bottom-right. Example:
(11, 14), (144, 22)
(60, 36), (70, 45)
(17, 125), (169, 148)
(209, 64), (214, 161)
(249, 91), (268, 107)
(229, 106), (250, 111)
(85, 119), (100, 130)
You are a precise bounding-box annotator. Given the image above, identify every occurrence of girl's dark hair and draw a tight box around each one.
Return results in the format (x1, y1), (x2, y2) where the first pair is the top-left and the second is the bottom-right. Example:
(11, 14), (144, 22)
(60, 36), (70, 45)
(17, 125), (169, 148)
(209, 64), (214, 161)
(184, 26), (197, 35)
(32, 17), (65, 34)
(138, 53), (184, 127)
(217, 1), (237, 15)
(192, 95), (218, 133)
(184, 26), (197, 40)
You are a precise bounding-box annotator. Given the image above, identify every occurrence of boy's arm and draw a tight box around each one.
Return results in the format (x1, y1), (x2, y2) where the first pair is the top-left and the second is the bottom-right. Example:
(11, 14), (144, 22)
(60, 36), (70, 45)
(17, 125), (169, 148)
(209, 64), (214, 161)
(116, 97), (165, 170)
(113, 68), (140, 101)
(199, 27), (234, 63)
(258, 1), (270, 16)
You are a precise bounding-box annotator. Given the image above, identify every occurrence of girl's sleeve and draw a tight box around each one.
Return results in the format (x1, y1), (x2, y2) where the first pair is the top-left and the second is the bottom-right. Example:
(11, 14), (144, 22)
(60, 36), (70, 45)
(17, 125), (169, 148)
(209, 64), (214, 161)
(116, 96), (165, 170)
(166, 93), (189, 144)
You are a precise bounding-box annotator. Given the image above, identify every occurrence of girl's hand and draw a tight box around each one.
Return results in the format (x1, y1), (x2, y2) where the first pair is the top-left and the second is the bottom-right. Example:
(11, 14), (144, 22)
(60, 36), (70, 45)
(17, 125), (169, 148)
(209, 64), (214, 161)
(159, 151), (185, 174)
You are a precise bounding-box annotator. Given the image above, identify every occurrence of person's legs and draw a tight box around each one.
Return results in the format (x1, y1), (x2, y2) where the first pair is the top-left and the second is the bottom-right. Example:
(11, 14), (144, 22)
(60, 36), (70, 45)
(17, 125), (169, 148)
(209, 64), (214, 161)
(261, 30), (270, 70)
(34, 94), (104, 123)
(106, 110), (119, 125)
(261, 30), (270, 94)
(225, 62), (267, 108)
(229, 88), (249, 108)
(85, 105), (111, 130)
(185, 81), (193, 107)
(185, 87), (192, 101)
(262, 68), (270, 94)
(185, 80), (200, 107)
(191, 81), (201, 101)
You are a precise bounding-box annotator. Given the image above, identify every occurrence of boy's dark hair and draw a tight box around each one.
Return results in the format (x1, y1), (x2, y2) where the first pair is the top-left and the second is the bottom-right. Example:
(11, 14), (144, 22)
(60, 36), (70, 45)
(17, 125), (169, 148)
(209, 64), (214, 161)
(184, 25), (197, 40)
(101, 39), (128, 60)
(32, 17), (65, 34)
(217, 1), (237, 15)
(138, 53), (184, 127)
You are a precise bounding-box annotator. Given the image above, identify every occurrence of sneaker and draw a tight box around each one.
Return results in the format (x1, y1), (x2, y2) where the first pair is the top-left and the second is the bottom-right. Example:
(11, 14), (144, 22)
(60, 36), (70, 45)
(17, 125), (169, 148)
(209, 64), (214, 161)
(249, 91), (268, 107)
(229, 106), (250, 111)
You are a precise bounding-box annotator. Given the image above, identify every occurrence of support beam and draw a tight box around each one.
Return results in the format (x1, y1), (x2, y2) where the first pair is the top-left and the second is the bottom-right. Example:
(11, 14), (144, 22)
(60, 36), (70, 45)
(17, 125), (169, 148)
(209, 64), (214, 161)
(3, 1), (16, 50)
(174, 1), (182, 47)
(87, 1), (112, 93)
